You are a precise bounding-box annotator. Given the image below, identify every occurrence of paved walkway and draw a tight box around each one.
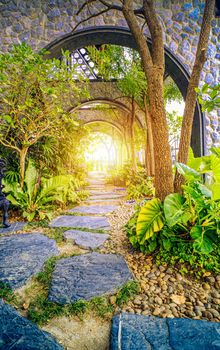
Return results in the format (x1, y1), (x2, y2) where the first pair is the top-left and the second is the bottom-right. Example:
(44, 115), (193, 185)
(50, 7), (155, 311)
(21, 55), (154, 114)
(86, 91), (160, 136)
(1, 171), (220, 349)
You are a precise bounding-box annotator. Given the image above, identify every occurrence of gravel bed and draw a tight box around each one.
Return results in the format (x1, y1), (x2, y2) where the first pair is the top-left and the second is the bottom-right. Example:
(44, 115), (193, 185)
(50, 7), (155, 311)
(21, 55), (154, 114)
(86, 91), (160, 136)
(101, 204), (220, 322)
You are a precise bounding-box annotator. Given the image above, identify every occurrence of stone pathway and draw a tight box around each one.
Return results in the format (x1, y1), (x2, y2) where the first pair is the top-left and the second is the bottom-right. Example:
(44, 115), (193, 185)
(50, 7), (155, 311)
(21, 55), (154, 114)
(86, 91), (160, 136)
(0, 233), (59, 289)
(0, 221), (26, 235)
(0, 299), (63, 349)
(69, 204), (118, 214)
(49, 252), (133, 304)
(64, 229), (109, 249)
(1, 171), (220, 349)
(111, 313), (220, 350)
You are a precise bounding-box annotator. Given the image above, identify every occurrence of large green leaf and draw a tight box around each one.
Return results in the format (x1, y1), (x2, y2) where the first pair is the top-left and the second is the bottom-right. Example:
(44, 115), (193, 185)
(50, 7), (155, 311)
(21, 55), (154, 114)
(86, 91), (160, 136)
(136, 198), (164, 244)
(210, 147), (220, 158)
(191, 225), (214, 254)
(164, 193), (191, 227)
(211, 155), (220, 182)
(24, 160), (38, 201)
(176, 163), (201, 181)
(212, 183), (220, 201)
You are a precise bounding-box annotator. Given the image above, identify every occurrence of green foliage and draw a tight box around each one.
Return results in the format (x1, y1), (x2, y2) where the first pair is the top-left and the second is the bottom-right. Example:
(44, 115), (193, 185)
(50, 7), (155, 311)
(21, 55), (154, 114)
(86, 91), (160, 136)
(107, 163), (154, 200)
(136, 198), (164, 243)
(4, 160), (86, 221)
(125, 151), (220, 271)
(0, 282), (17, 304)
(116, 281), (140, 307)
(196, 83), (220, 112)
(0, 43), (88, 182)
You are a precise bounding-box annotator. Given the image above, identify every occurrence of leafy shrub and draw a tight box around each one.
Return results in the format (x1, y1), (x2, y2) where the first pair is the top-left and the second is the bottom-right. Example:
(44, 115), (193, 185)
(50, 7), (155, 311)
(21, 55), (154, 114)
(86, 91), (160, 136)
(125, 149), (220, 272)
(107, 163), (154, 200)
(4, 160), (88, 221)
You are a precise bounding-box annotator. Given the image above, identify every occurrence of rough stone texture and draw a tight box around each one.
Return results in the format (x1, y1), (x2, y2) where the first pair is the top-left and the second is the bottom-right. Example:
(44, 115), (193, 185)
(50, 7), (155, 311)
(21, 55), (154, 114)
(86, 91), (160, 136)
(0, 299), (63, 350)
(0, 0), (219, 150)
(64, 229), (109, 249)
(90, 194), (125, 200)
(0, 222), (26, 234)
(0, 233), (59, 289)
(49, 252), (133, 304)
(111, 313), (220, 350)
(69, 204), (118, 214)
(50, 215), (111, 230)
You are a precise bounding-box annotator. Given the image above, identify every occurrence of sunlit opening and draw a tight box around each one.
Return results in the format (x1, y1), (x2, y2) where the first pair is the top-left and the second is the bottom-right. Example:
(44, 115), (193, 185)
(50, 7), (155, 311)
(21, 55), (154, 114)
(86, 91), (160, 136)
(85, 132), (117, 171)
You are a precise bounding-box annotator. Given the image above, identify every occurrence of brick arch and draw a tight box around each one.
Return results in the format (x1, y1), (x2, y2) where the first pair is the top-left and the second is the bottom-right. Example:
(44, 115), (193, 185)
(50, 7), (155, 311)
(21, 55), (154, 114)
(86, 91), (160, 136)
(46, 26), (203, 156)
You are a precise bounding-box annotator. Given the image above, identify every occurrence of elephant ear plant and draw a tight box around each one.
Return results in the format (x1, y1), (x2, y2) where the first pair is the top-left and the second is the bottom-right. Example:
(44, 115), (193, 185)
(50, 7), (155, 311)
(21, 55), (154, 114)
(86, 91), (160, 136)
(125, 148), (220, 271)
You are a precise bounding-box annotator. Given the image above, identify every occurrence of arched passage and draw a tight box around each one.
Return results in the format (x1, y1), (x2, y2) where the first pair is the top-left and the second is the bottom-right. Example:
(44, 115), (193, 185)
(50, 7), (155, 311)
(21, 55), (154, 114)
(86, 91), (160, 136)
(45, 26), (204, 157)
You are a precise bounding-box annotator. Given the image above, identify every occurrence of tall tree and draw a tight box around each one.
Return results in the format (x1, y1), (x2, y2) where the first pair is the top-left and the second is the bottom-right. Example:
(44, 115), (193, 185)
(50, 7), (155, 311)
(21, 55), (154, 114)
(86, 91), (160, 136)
(74, 0), (215, 200)
(174, 0), (216, 192)
(0, 44), (86, 187)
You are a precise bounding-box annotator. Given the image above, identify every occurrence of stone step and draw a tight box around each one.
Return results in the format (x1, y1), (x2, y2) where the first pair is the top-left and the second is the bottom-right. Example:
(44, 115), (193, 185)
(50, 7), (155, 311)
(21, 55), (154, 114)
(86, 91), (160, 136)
(0, 222), (26, 235)
(48, 252), (133, 304)
(111, 313), (220, 350)
(0, 300), (63, 349)
(64, 229), (109, 249)
(50, 215), (111, 230)
(0, 233), (59, 289)
(69, 205), (118, 215)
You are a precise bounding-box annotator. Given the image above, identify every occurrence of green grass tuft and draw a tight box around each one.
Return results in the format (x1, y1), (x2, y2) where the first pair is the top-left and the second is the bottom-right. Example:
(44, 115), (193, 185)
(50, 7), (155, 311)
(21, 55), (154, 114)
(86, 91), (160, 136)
(116, 281), (140, 307)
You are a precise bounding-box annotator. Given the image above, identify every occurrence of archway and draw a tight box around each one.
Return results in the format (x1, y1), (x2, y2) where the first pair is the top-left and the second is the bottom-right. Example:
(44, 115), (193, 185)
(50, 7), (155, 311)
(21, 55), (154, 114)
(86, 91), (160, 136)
(45, 26), (204, 157)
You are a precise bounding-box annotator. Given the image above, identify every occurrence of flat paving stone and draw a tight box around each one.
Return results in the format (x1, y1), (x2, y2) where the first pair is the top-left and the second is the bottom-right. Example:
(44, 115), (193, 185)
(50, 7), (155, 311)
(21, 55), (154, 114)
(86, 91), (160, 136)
(90, 194), (125, 200)
(69, 205), (118, 215)
(111, 313), (220, 350)
(0, 222), (26, 234)
(49, 252), (133, 304)
(64, 229), (109, 249)
(0, 299), (63, 349)
(0, 233), (59, 289)
(50, 215), (111, 230)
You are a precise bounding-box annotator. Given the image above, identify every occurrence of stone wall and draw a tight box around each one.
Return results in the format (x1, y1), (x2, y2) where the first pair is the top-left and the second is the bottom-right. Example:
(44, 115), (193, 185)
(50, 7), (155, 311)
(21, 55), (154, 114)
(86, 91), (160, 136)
(0, 0), (219, 149)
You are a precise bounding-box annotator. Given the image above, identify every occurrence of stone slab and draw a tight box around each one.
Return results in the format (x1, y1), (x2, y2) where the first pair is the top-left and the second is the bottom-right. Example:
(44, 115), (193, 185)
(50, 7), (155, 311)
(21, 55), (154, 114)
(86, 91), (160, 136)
(69, 205), (118, 215)
(0, 299), (63, 349)
(49, 253), (133, 304)
(110, 313), (220, 350)
(0, 222), (26, 234)
(90, 194), (125, 200)
(50, 215), (111, 230)
(0, 233), (59, 289)
(64, 229), (109, 249)
(85, 198), (122, 204)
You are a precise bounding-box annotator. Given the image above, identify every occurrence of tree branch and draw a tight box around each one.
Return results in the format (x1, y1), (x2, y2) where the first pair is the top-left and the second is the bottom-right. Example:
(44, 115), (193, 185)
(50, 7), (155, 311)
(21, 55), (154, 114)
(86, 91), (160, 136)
(122, 0), (153, 78)
(72, 8), (110, 31)
(143, 0), (164, 67)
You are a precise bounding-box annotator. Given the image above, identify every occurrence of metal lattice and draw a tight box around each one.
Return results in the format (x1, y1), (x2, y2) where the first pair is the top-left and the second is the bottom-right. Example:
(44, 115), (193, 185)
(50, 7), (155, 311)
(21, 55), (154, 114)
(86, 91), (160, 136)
(70, 48), (99, 80)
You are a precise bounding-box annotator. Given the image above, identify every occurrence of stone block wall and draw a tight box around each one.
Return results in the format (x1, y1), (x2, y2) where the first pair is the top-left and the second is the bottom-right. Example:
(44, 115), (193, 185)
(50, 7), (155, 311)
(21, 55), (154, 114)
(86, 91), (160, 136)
(0, 0), (219, 149)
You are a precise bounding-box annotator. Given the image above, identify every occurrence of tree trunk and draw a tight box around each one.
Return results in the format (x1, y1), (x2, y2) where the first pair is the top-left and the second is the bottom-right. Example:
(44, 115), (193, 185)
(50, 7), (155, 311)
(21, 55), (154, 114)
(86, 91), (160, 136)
(123, 0), (174, 200)
(130, 97), (137, 172)
(148, 70), (174, 200)
(144, 95), (155, 177)
(174, 0), (215, 193)
(20, 146), (28, 189)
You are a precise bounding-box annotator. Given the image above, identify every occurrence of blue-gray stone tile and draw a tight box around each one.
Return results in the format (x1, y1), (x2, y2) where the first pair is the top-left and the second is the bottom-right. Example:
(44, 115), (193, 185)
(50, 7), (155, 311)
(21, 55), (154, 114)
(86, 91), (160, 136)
(69, 205), (118, 215)
(0, 222), (26, 235)
(50, 215), (111, 230)
(110, 313), (220, 350)
(49, 253), (133, 304)
(0, 233), (59, 289)
(64, 229), (109, 249)
(0, 299), (63, 349)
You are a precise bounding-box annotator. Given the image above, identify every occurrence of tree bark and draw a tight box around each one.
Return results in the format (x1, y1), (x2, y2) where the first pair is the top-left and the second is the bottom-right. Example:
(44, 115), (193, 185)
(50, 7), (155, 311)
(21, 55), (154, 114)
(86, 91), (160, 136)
(144, 95), (155, 176)
(20, 146), (29, 189)
(174, 0), (215, 192)
(130, 97), (137, 172)
(123, 0), (173, 199)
